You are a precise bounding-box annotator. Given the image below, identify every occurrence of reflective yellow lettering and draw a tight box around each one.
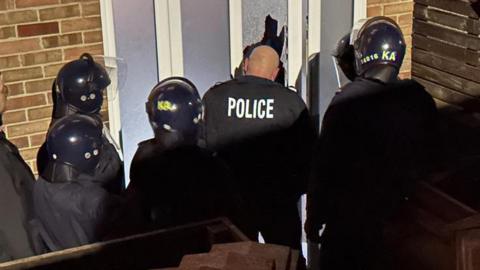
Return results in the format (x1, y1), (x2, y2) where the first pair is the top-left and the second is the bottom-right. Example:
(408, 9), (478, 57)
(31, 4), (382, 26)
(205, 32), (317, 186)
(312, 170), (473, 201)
(382, 51), (390, 60)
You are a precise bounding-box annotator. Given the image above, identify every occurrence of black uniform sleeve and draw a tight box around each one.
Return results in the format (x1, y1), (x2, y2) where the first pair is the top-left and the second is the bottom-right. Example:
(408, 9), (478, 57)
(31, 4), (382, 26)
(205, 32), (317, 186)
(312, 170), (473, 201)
(290, 107), (317, 196)
(307, 101), (348, 227)
(201, 88), (222, 151)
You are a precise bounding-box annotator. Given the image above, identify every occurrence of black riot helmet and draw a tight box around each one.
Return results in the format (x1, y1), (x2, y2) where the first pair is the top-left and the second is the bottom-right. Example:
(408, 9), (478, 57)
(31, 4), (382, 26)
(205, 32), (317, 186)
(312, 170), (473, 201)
(46, 114), (103, 176)
(146, 77), (203, 144)
(55, 53), (111, 115)
(351, 17), (406, 81)
(332, 32), (356, 82)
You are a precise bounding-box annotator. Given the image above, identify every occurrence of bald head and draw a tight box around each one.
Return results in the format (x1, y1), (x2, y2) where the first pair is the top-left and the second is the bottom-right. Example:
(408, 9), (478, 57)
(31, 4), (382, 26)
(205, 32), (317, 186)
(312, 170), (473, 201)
(244, 45), (280, 81)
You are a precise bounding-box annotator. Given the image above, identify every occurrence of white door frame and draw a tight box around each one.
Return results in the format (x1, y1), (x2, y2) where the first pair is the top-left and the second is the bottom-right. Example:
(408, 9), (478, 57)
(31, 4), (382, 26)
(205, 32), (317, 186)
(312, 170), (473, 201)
(354, 0), (367, 24)
(229, 0), (243, 76)
(100, 0), (122, 147)
(154, 0), (184, 80)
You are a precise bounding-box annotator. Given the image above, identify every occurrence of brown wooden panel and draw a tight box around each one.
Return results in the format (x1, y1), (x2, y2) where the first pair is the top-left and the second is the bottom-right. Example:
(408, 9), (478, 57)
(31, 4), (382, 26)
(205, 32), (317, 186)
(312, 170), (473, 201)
(414, 19), (480, 51)
(412, 62), (480, 97)
(413, 34), (480, 66)
(415, 0), (479, 18)
(413, 48), (480, 84)
(412, 181), (478, 224)
(413, 76), (480, 112)
(456, 229), (480, 270)
(414, 4), (480, 35)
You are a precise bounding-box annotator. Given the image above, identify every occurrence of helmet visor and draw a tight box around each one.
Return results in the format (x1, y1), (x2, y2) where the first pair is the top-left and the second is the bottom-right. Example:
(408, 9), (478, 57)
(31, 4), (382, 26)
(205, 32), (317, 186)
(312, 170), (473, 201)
(92, 55), (127, 102)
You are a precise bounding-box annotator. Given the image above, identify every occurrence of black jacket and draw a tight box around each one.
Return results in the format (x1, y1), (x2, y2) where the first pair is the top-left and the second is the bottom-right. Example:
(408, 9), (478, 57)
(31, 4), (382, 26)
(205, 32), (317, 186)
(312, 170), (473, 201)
(30, 175), (123, 253)
(0, 134), (35, 262)
(202, 75), (316, 200)
(123, 140), (242, 233)
(307, 78), (440, 231)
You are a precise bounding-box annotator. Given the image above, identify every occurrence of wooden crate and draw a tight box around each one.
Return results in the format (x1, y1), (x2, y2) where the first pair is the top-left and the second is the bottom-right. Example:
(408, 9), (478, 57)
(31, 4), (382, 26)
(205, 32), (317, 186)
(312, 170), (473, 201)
(0, 218), (249, 270)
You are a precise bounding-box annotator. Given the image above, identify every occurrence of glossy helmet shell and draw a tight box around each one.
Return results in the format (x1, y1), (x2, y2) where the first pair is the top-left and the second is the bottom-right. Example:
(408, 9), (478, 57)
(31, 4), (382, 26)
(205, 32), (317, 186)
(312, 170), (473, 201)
(56, 53), (111, 114)
(46, 114), (103, 174)
(146, 77), (203, 137)
(352, 17), (406, 76)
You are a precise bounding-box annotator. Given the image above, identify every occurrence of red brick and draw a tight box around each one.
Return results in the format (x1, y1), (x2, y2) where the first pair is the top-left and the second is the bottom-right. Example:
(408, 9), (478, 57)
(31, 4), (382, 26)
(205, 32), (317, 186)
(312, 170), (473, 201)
(4, 83), (24, 96)
(0, 0), (14, 11)
(384, 2), (413, 15)
(83, 30), (102, 44)
(100, 109), (109, 122)
(39, 4), (80, 21)
(0, 55), (20, 69)
(42, 33), (82, 48)
(18, 22), (59, 37)
(27, 105), (52, 120)
(21, 49), (62, 66)
(0, 26), (15, 39)
(43, 62), (65, 77)
(28, 161), (37, 175)
(399, 71), (411, 79)
(2, 110), (26, 124)
(61, 17), (101, 33)
(19, 147), (40, 161)
(211, 242), (290, 270)
(0, 38), (40, 55)
(2, 67), (43, 83)
(368, 0), (403, 4)
(30, 132), (46, 147)
(401, 24), (412, 35)
(81, 2), (100, 16)
(25, 78), (54, 93)
(7, 119), (49, 137)
(15, 0), (58, 8)
(0, 10), (38, 25)
(64, 44), (103, 61)
(47, 92), (52, 104)
(61, 0), (92, 3)
(6, 93), (46, 110)
(180, 252), (274, 270)
(367, 6), (382, 17)
(9, 136), (29, 149)
(398, 13), (413, 26)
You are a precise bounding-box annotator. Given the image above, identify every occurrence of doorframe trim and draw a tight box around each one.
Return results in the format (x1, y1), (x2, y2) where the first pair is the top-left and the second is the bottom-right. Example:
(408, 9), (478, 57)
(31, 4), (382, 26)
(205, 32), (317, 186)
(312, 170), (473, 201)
(100, 0), (121, 145)
(353, 0), (367, 23)
(154, 0), (184, 80)
(228, 0), (243, 76)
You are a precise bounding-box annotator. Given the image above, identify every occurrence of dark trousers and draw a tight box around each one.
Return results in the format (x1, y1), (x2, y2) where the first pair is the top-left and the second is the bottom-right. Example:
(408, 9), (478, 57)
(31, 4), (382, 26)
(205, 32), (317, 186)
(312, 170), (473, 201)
(235, 195), (306, 269)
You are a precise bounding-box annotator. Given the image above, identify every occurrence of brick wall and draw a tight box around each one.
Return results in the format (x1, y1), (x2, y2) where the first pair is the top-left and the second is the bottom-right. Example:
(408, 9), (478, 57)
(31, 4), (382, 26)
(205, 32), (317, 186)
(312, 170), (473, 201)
(367, 0), (414, 78)
(0, 0), (105, 174)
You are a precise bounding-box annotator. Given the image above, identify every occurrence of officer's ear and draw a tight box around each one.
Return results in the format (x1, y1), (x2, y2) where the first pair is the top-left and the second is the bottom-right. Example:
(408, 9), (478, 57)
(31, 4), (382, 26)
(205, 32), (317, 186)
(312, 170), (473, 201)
(243, 58), (249, 74)
(271, 67), (280, 81)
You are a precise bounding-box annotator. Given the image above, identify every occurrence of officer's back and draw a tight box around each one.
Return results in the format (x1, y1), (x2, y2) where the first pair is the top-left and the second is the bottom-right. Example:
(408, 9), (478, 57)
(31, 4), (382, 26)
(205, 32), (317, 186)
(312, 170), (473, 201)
(31, 115), (123, 253)
(203, 46), (314, 197)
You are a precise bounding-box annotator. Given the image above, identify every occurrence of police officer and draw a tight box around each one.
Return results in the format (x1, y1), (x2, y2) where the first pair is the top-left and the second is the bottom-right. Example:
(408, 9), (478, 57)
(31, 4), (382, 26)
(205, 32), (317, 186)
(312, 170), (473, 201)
(203, 46), (316, 254)
(332, 32), (356, 87)
(30, 114), (123, 253)
(306, 17), (440, 270)
(0, 74), (35, 261)
(36, 53), (124, 194)
(122, 77), (242, 234)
